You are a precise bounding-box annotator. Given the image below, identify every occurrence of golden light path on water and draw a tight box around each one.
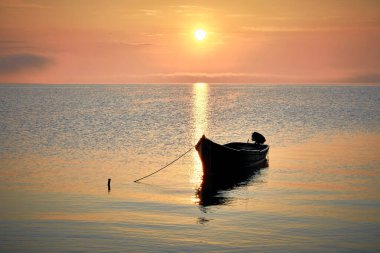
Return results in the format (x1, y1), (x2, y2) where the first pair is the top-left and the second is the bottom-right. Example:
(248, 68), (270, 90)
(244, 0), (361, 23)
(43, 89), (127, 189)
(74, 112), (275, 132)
(191, 83), (209, 188)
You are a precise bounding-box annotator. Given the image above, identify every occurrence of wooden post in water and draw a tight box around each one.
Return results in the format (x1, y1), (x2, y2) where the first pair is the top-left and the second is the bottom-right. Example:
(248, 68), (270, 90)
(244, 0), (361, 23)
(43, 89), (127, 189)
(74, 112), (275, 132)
(108, 178), (111, 191)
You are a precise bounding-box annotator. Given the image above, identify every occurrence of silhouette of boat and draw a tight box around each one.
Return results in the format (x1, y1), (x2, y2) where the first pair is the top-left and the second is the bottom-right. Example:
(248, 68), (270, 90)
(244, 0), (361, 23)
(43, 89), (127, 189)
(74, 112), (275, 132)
(195, 133), (269, 177)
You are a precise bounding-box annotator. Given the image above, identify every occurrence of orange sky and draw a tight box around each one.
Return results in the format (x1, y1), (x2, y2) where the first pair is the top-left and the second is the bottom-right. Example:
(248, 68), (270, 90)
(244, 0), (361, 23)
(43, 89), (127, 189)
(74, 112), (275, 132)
(0, 0), (380, 84)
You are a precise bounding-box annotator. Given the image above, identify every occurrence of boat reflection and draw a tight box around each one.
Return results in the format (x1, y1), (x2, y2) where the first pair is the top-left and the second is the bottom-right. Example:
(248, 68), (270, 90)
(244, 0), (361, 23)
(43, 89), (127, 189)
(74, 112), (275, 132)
(196, 159), (269, 208)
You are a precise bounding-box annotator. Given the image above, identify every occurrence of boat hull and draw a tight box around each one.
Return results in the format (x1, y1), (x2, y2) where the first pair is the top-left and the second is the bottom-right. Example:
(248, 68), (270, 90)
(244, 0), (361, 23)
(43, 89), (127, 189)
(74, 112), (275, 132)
(195, 135), (269, 177)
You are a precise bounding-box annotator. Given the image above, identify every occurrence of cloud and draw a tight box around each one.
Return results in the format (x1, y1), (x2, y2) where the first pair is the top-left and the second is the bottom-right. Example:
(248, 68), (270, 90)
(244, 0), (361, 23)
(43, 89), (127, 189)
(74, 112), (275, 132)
(175, 5), (211, 10)
(139, 9), (161, 16)
(0, 40), (25, 43)
(343, 72), (380, 84)
(0, 40), (36, 52)
(144, 72), (292, 83)
(133, 72), (380, 84)
(104, 40), (154, 47)
(119, 42), (153, 47)
(0, 53), (53, 75)
(241, 26), (349, 33)
(0, 0), (50, 9)
(234, 13), (380, 35)
(149, 72), (263, 78)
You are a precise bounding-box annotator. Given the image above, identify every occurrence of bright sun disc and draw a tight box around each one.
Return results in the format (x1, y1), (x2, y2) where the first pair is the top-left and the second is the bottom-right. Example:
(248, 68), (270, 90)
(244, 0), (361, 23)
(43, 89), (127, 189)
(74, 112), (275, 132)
(194, 29), (207, 41)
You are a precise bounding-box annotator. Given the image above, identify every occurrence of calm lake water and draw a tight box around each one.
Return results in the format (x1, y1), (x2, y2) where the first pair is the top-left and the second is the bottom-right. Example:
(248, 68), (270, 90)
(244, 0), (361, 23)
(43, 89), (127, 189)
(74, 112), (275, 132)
(0, 84), (380, 252)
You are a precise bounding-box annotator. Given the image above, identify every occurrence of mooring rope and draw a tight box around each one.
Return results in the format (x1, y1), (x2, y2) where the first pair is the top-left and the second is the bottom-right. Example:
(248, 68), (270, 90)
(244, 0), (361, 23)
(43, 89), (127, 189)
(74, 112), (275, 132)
(133, 146), (194, 183)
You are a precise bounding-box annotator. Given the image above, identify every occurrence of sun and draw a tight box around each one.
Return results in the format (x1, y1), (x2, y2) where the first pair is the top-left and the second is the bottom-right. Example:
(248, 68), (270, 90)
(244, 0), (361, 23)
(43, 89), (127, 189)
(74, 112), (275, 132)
(194, 29), (207, 41)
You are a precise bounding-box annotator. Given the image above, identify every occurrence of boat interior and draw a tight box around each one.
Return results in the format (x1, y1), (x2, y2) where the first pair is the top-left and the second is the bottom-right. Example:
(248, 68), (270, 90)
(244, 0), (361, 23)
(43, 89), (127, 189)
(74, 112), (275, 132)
(223, 142), (268, 151)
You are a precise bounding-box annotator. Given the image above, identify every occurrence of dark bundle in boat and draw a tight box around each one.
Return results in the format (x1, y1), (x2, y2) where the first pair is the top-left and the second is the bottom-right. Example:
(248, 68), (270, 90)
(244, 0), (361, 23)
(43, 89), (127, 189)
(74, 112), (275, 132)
(195, 132), (269, 178)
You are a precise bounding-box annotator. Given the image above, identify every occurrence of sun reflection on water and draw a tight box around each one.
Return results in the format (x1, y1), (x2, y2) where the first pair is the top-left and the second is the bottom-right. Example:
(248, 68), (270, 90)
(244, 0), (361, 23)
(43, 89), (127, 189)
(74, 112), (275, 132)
(191, 83), (209, 188)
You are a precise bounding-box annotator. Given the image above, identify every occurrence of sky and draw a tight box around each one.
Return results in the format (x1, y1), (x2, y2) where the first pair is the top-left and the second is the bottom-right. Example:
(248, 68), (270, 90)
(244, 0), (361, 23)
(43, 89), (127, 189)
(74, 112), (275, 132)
(0, 0), (380, 84)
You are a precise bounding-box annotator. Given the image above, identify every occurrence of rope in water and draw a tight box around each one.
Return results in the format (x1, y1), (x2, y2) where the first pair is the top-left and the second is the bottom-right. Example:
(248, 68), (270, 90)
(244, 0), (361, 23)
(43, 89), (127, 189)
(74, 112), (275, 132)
(133, 146), (194, 183)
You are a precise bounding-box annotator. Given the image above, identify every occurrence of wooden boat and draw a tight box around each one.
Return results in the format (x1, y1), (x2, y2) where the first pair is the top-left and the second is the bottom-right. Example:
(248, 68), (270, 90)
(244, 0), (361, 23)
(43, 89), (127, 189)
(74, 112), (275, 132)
(195, 133), (269, 177)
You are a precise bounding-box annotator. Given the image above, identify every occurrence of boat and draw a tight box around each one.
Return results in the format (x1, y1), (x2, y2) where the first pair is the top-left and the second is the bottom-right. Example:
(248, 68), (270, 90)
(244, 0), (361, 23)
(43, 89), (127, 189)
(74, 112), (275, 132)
(195, 132), (269, 177)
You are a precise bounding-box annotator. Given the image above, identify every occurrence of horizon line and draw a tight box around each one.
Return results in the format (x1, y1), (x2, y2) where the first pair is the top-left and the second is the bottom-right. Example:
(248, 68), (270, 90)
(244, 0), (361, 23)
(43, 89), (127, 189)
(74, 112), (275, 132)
(0, 82), (379, 86)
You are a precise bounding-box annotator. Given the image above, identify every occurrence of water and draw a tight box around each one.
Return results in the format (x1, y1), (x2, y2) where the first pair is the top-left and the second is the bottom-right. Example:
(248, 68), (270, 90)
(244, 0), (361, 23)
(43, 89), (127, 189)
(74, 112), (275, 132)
(0, 84), (379, 252)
